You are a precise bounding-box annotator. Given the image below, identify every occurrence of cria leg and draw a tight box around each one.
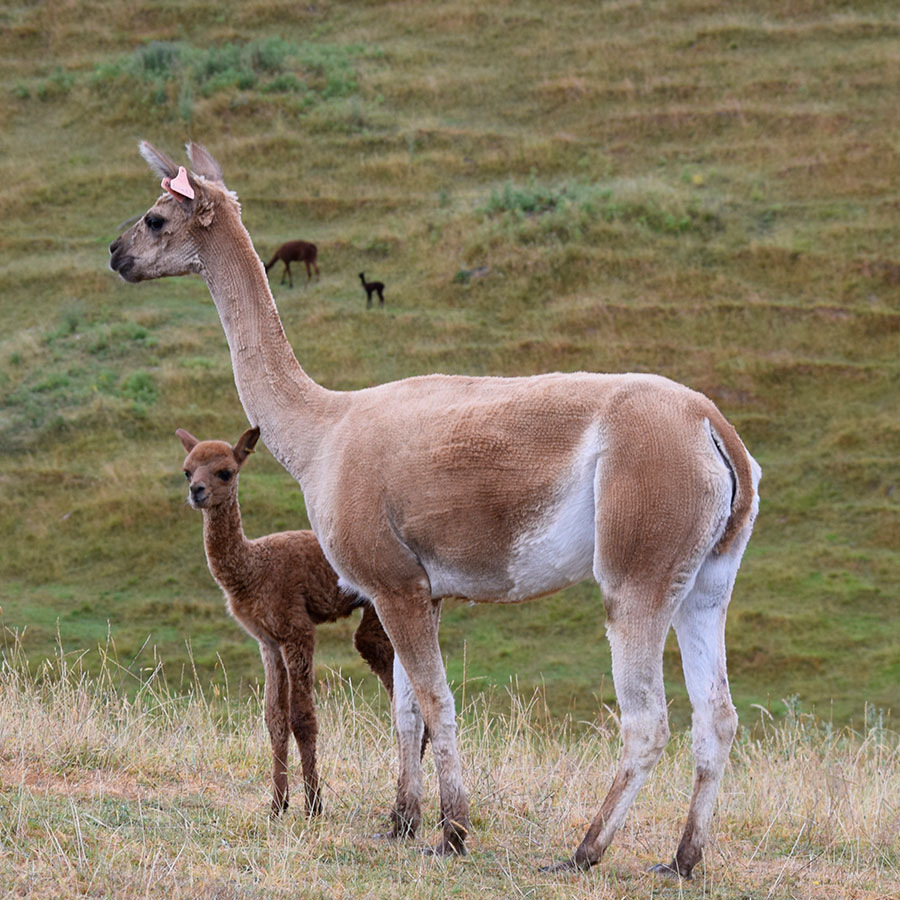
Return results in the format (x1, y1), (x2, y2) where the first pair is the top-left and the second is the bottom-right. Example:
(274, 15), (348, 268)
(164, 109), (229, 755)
(260, 641), (291, 815)
(353, 602), (395, 698)
(282, 636), (322, 817)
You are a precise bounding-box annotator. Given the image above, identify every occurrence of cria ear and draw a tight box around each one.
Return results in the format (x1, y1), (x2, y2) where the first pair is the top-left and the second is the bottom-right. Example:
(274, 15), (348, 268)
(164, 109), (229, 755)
(176, 428), (199, 454)
(186, 142), (225, 184)
(232, 426), (261, 465)
(139, 141), (179, 180)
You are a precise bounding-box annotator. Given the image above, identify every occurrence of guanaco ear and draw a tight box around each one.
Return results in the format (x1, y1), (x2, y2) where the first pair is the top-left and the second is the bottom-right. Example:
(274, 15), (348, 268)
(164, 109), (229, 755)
(139, 141), (202, 210)
(176, 428), (199, 454)
(232, 426), (261, 465)
(139, 141), (179, 181)
(161, 165), (195, 203)
(186, 142), (225, 184)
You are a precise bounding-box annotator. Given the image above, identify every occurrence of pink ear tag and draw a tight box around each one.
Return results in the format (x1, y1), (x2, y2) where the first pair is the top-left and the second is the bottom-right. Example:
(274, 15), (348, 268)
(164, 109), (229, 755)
(161, 166), (195, 202)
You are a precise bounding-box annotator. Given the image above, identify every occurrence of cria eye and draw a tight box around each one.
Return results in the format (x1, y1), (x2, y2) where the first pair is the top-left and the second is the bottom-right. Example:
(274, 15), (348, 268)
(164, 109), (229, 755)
(145, 214), (165, 231)
(217, 470), (233, 482)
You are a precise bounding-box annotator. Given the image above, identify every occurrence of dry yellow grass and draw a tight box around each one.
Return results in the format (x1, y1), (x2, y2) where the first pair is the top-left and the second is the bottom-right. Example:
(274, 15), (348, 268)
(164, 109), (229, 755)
(1, 643), (897, 899)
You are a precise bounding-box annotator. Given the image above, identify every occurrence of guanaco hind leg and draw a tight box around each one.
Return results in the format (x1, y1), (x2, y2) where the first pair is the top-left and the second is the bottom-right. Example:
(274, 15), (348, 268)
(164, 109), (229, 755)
(564, 595), (674, 870)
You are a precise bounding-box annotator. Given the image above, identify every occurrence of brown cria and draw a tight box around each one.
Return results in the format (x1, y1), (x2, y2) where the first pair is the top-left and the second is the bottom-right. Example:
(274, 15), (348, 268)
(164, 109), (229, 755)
(264, 240), (320, 288)
(359, 272), (385, 308)
(111, 142), (762, 876)
(176, 425), (394, 818)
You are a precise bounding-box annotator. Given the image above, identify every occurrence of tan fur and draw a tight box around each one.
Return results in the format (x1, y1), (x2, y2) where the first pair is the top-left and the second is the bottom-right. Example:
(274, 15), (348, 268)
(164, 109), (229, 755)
(176, 426), (394, 817)
(113, 143), (762, 874)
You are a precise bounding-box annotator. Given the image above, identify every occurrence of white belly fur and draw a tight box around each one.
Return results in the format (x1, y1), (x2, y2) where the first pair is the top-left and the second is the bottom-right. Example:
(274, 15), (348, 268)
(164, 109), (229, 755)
(506, 451), (597, 601)
(426, 432), (600, 603)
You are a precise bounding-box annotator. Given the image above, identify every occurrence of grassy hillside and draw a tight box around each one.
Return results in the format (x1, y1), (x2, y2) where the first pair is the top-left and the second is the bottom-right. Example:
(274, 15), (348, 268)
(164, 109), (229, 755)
(1, 0), (898, 731)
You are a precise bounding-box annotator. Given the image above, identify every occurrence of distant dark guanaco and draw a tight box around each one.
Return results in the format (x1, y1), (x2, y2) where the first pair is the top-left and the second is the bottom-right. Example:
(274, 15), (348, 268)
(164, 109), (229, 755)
(264, 241), (320, 287)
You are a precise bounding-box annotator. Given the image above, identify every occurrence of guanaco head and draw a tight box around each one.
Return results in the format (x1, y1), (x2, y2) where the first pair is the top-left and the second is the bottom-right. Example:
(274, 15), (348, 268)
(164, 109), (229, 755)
(109, 141), (233, 283)
(176, 426), (261, 511)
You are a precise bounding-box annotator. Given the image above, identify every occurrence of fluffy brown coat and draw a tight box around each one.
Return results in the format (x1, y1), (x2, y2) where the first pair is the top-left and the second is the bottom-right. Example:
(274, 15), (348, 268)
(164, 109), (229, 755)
(177, 425), (393, 816)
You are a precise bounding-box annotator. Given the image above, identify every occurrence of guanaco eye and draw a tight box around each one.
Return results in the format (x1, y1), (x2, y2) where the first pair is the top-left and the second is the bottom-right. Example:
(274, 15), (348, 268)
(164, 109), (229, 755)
(145, 213), (165, 232)
(217, 469), (233, 482)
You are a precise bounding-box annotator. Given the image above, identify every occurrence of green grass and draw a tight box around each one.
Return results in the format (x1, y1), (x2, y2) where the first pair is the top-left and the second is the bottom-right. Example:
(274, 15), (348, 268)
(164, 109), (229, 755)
(1, 0), (898, 737)
(89, 36), (375, 125)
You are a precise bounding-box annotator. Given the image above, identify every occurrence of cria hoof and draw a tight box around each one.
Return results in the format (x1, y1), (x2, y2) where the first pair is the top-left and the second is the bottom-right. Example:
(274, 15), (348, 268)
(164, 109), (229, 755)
(371, 830), (402, 842)
(538, 857), (590, 873)
(424, 840), (467, 858)
(649, 861), (692, 880)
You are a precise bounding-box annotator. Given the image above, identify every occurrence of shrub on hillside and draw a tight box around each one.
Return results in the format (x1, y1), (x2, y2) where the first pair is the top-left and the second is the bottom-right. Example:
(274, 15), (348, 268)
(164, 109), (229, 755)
(89, 38), (377, 122)
(480, 175), (724, 243)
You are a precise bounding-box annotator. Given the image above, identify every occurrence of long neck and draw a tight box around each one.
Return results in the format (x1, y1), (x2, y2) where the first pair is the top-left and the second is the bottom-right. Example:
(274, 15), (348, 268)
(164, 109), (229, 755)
(198, 212), (341, 481)
(202, 500), (253, 595)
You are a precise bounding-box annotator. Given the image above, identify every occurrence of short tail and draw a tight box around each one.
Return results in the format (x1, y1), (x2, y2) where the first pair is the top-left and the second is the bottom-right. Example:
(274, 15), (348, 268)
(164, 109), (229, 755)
(707, 410), (756, 554)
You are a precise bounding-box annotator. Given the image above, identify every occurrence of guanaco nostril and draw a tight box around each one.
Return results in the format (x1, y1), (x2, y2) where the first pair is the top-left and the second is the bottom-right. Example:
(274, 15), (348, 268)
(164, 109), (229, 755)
(109, 238), (120, 254)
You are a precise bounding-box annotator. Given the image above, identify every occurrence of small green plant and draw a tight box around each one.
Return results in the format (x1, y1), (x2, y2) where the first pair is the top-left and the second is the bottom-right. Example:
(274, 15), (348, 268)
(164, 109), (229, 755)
(36, 67), (74, 101)
(482, 177), (570, 216)
(119, 370), (158, 414)
(260, 72), (303, 94)
(44, 306), (83, 343)
(177, 77), (194, 124)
